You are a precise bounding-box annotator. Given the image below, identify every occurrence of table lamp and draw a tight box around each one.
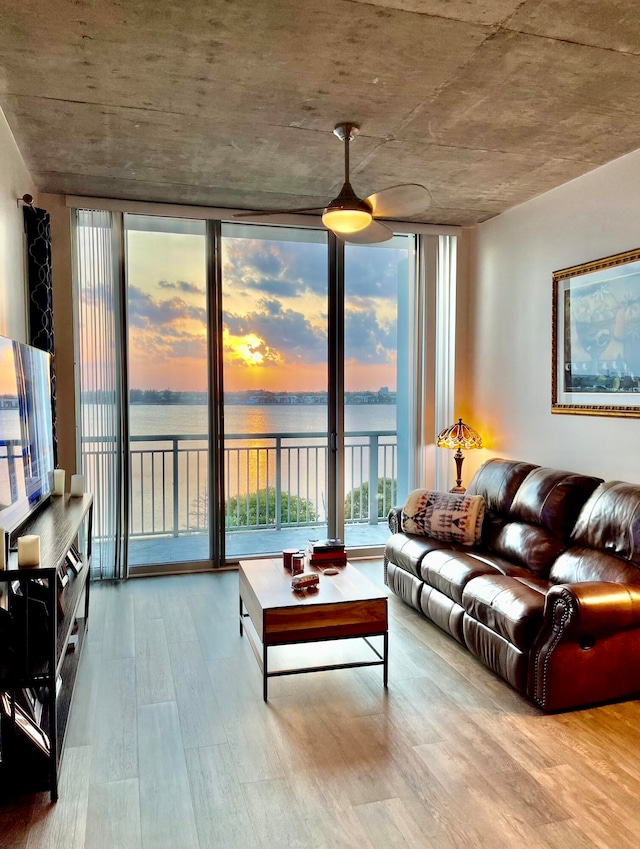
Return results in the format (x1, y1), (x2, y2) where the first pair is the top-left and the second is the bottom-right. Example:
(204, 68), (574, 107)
(436, 417), (483, 493)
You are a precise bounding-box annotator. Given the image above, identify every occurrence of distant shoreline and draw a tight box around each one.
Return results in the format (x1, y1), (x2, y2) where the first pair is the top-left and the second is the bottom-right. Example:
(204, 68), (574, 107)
(124, 390), (395, 406)
(127, 399), (397, 406)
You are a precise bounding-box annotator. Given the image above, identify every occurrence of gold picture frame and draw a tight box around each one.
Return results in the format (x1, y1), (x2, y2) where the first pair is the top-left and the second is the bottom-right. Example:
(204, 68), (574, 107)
(552, 248), (640, 417)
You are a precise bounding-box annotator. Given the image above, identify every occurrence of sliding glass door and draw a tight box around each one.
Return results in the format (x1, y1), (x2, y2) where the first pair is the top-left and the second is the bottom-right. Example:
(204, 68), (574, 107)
(343, 236), (416, 548)
(124, 215), (209, 568)
(220, 224), (329, 558)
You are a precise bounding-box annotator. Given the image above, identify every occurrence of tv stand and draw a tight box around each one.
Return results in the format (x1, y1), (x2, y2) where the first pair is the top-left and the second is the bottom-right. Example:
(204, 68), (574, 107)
(0, 494), (93, 802)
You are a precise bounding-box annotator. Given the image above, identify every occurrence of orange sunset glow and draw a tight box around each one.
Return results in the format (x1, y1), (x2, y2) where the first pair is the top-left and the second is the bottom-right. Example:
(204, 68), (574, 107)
(0, 342), (18, 395)
(121, 223), (408, 394)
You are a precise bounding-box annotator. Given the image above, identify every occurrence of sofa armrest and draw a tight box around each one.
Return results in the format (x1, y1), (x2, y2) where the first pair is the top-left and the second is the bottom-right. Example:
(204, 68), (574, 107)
(388, 506), (402, 534)
(543, 582), (640, 639)
(531, 581), (640, 710)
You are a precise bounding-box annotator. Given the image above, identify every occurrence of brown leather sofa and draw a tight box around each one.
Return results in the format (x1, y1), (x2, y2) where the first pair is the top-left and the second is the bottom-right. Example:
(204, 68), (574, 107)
(385, 458), (640, 711)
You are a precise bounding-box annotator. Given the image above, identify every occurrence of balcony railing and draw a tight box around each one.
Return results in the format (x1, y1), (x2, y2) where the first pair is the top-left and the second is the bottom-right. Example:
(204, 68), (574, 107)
(0, 438), (22, 503)
(82, 430), (397, 541)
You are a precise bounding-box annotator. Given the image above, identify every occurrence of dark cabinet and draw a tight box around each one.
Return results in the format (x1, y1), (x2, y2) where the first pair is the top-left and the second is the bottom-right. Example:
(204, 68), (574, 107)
(0, 494), (93, 802)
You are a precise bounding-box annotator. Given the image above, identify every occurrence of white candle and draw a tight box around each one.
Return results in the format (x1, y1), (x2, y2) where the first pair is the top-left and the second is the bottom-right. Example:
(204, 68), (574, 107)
(53, 468), (65, 495)
(18, 534), (41, 567)
(70, 474), (84, 497)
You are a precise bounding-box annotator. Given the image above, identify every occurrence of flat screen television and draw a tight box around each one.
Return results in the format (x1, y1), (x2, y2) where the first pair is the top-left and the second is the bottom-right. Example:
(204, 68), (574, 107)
(0, 336), (55, 533)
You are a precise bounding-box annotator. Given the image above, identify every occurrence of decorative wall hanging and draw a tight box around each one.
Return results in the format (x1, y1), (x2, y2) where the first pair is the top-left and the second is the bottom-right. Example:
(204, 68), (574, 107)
(23, 203), (58, 460)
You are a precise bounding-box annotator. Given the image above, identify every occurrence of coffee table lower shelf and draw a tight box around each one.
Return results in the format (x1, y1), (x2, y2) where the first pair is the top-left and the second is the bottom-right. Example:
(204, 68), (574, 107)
(239, 599), (388, 700)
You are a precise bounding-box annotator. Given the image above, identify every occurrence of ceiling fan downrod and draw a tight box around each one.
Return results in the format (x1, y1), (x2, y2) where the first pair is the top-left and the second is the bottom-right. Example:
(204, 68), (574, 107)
(333, 122), (360, 187)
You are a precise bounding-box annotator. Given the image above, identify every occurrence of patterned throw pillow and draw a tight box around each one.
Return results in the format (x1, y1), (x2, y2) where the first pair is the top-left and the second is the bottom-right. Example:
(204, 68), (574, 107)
(401, 490), (486, 546)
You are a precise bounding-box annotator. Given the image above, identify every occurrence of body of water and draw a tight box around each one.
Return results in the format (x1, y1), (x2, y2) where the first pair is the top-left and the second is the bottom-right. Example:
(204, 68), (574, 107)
(128, 403), (396, 436)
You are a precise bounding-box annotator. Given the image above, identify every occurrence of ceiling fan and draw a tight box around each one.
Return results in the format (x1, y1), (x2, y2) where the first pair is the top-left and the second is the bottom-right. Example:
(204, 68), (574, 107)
(234, 122), (431, 244)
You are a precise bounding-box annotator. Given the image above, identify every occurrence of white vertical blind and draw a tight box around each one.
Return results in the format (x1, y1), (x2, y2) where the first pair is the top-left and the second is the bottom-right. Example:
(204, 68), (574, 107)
(434, 235), (458, 491)
(72, 209), (124, 579)
(408, 233), (458, 492)
(410, 235), (436, 490)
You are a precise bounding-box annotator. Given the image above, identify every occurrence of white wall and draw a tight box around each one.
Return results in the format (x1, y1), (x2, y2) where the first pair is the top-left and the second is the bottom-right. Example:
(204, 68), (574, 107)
(467, 147), (640, 483)
(0, 107), (35, 341)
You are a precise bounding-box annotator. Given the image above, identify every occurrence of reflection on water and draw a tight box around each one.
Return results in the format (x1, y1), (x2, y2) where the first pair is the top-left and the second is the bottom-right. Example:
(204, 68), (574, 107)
(124, 403), (395, 436)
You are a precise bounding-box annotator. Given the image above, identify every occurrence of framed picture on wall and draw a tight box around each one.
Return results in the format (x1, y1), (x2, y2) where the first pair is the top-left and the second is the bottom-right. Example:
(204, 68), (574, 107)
(552, 248), (640, 417)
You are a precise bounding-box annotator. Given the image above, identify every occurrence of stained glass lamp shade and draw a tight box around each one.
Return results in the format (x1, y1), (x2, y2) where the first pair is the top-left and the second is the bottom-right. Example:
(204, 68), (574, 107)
(436, 417), (483, 493)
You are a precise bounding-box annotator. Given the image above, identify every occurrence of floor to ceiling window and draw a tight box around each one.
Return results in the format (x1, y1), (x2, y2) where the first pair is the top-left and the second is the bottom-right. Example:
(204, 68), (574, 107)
(73, 206), (455, 575)
(343, 235), (416, 547)
(220, 224), (330, 558)
(124, 215), (209, 569)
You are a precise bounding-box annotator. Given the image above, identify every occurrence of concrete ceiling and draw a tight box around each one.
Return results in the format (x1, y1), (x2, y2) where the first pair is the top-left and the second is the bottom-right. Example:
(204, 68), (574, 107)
(2, 0), (640, 226)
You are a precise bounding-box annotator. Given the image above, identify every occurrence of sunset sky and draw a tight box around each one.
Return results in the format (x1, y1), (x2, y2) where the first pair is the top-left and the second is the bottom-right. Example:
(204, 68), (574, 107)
(125, 222), (409, 394)
(0, 339), (18, 395)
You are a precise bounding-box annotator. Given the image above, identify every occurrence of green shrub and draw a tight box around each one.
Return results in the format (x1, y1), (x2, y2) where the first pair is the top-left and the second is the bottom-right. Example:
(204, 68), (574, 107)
(226, 487), (316, 527)
(344, 477), (397, 519)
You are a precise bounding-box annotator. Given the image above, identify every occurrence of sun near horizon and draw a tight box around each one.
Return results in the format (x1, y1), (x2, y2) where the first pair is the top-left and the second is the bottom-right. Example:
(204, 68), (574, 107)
(123, 225), (405, 396)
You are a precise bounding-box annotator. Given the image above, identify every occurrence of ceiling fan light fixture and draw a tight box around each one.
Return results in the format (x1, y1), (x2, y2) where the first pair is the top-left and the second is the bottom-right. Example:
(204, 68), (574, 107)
(322, 205), (372, 234)
(322, 182), (372, 234)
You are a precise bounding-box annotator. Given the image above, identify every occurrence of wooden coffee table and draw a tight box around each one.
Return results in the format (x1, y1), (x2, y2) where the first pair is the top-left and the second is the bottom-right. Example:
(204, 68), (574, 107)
(239, 558), (388, 700)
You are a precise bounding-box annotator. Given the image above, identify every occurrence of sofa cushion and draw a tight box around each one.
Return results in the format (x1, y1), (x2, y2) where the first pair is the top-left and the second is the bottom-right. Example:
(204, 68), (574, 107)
(476, 466), (603, 578)
(570, 481), (640, 568)
(509, 467), (603, 540)
(420, 549), (499, 605)
(550, 546), (640, 585)
(462, 575), (546, 651)
(463, 617), (530, 694)
(420, 585), (465, 643)
(386, 561), (423, 611)
(466, 458), (538, 515)
(401, 490), (485, 546)
(483, 520), (566, 577)
(384, 533), (466, 578)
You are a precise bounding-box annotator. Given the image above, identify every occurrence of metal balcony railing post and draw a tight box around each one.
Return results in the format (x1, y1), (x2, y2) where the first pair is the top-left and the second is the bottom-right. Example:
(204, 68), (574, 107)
(172, 437), (179, 537)
(368, 435), (379, 525)
(275, 437), (282, 530)
(6, 440), (19, 501)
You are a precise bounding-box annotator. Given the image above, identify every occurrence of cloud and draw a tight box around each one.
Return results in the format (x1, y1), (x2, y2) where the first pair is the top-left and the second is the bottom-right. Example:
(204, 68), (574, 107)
(225, 299), (327, 365)
(223, 332), (280, 367)
(222, 237), (405, 305)
(225, 299), (396, 369)
(223, 239), (327, 299)
(167, 335), (208, 359)
(244, 276), (302, 298)
(283, 243), (328, 296)
(130, 329), (207, 364)
(345, 246), (406, 299)
(128, 286), (207, 329)
(345, 304), (396, 364)
(158, 279), (205, 295)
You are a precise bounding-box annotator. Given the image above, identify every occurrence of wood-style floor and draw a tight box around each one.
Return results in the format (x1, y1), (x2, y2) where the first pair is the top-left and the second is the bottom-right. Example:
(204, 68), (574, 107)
(2, 561), (640, 849)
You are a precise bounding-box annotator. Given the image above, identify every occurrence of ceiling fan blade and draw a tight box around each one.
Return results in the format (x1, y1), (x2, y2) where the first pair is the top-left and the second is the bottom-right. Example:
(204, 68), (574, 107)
(233, 206), (324, 219)
(366, 183), (431, 219)
(337, 220), (394, 245)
